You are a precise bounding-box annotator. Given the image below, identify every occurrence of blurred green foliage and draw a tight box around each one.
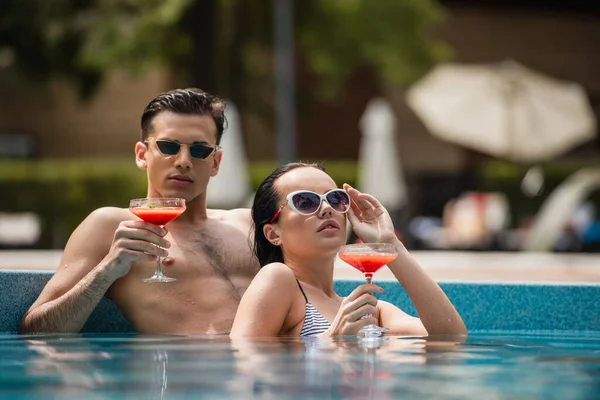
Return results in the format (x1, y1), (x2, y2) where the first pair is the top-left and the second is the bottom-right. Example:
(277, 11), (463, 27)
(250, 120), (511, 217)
(0, 159), (147, 247)
(0, 0), (193, 98)
(3, 158), (599, 248)
(0, 159), (358, 248)
(1, 0), (447, 99)
(300, 0), (449, 96)
(217, 0), (448, 103)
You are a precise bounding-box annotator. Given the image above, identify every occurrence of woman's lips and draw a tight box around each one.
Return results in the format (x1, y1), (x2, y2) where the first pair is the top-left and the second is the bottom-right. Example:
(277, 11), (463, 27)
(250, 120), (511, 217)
(318, 220), (341, 232)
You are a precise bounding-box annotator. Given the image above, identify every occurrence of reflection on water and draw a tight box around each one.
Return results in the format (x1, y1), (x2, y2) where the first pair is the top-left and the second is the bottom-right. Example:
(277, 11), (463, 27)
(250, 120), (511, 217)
(0, 332), (599, 399)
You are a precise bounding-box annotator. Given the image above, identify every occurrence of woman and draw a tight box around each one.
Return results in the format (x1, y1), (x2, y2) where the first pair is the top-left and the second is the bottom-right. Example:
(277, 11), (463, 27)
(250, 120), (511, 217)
(231, 163), (467, 338)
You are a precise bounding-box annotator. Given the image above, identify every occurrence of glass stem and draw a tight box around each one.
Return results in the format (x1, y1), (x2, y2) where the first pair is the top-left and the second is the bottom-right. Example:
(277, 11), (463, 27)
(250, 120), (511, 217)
(155, 257), (164, 277)
(364, 274), (374, 320)
(155, 224), (165, 277)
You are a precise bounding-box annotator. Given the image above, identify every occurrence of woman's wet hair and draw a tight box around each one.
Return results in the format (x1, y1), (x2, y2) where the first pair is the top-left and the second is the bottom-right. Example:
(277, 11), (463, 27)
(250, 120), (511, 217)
(252, 162), (326, 266)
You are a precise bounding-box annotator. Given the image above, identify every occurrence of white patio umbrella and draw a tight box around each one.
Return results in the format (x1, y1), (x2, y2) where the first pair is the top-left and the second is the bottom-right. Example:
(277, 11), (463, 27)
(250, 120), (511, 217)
(406, 61), (597, 162)
(357, 98), (407, 211)
(206, 102), (253, 209)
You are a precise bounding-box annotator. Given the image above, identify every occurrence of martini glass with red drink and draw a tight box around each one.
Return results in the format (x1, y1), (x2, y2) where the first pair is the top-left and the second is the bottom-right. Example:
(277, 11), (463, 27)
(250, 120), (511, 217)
(338, 243), (398, 338)
(129, 198), (186, 283)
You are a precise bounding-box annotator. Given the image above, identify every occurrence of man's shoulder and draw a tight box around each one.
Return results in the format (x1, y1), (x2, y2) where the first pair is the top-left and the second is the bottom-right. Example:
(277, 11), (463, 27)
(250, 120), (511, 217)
(207, 207), (251, 219)
(207, 208), (252, 228)
(87, 206), (133, 224)
(75, 207), (133, 234)
(62, 207), (132, 257)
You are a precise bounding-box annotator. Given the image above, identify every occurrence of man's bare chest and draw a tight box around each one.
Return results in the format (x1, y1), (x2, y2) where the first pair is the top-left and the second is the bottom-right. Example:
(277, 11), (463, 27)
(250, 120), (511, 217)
(108, 226), (257, 314)
(163, 225), (256, 278)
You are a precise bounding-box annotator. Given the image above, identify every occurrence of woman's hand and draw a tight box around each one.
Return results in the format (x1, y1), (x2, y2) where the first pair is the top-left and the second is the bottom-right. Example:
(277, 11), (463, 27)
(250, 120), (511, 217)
(321, 283), (383, 337)
(343, 184), (397, 244)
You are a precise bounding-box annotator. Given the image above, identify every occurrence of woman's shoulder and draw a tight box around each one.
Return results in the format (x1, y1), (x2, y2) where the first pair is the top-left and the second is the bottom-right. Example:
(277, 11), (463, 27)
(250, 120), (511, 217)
(254, 263), (306, 334)
(255, 262), (297, 285)
(243, 263), (302, 316)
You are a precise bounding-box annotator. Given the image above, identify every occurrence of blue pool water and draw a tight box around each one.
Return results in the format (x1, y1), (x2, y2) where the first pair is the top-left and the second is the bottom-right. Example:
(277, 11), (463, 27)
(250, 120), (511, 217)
(1, 332), (599, 399)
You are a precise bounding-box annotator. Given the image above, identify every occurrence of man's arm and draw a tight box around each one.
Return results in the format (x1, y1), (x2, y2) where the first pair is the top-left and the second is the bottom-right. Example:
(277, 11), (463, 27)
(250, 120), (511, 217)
(19, 207), (168, 333)
(20, 261), (118, 333)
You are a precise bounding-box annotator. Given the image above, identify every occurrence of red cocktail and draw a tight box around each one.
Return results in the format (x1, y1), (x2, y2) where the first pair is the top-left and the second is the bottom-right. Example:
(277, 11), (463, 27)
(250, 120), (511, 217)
(129, 198), (186, 283)
(129, 208), (184, 226)
(338, 253), (397, 280)
(339, 243), (398, 338)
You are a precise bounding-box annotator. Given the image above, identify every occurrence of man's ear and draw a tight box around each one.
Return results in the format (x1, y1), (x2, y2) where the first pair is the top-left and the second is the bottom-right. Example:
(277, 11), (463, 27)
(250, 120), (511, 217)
(210, 150), (223, 177)
(135, 141), (148, 170)
(263, 223), (281, 246)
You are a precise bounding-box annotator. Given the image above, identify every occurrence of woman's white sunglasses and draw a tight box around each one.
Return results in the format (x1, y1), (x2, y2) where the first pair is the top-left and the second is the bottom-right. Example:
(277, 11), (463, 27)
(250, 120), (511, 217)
(269, 189), (351, 223)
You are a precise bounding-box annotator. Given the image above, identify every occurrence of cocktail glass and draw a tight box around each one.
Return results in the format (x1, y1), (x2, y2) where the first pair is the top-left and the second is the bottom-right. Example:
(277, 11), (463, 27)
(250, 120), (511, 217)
(338, 243), (398, 338)
(129, 198), (186, 283)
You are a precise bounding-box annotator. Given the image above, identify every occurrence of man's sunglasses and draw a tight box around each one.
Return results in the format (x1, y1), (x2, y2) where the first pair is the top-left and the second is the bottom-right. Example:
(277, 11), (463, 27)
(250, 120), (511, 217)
(269, 189), (351, 223)
(146, 138), (220, 160)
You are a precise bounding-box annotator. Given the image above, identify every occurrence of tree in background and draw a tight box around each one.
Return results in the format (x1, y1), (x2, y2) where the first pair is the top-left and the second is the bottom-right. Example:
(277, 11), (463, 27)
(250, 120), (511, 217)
(213, 0), (449, 159)
(299, 0), (449, 97)
(0, 0), (447, 99)
(0, 0), (194, 98)
(0, 0), (449, 248)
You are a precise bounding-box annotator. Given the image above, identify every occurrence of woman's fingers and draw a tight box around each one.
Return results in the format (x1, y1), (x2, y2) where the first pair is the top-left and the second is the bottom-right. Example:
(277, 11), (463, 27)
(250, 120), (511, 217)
(344, 316), (379, 333)
(346, 204), (361, 227)
(344, 184), (387, 213)
(346, 293), (378, 311)
(358, 316), (379, 327)
(347, 304), (378, 322)
(344, 184), (371, 212)
(354, 197), (374, 214)
(329, 285), (383, 336)
(359, 192), (384, 210)
(349, 197), (362, 216)
(329, 278), (386, 336)
(344, 284), (383, 303)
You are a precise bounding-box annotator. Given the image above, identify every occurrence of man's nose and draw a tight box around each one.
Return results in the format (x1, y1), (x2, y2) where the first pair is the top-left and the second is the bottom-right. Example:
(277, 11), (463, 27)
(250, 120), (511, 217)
(174, 145), (193, 169)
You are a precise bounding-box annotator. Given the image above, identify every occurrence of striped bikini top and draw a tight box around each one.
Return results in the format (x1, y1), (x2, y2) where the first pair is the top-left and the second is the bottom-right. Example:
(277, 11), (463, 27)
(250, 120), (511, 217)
(297, 280), (331, 337)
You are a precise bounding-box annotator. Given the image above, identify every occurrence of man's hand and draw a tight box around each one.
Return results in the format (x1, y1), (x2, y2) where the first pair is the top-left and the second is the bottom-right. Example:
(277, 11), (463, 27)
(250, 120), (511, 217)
(103, 220), (171, 279)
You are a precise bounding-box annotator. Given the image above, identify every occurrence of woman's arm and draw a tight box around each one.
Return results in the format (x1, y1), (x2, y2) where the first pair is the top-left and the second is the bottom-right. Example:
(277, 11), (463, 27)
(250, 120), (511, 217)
(385, 238), (467, 336)
(377, 300), (428, 336)
(343, 184), (467, 336)
(230, 263), (297, 338)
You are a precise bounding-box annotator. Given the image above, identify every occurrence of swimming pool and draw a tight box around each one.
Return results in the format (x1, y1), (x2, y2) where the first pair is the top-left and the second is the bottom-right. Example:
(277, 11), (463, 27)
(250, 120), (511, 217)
(1, 332), (599, 399)
(1, 270), (599, 398)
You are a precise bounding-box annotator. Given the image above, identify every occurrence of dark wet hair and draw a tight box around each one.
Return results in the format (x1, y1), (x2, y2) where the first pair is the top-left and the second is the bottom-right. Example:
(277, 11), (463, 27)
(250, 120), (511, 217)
(252, 162), (326, 266)
(140, 88), (227, 144)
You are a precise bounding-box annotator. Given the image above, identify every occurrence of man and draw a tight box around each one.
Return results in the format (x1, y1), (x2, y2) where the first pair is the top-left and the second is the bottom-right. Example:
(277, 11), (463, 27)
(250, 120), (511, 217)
(20, 88), (260, 334)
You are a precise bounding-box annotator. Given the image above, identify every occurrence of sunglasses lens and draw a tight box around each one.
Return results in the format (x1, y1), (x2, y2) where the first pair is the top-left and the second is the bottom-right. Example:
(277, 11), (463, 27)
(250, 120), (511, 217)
(326, 190), (350, 212)
(291, 192), (321, 215)
(189, 144), (215, 159)
(156, 140), (180, 155)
